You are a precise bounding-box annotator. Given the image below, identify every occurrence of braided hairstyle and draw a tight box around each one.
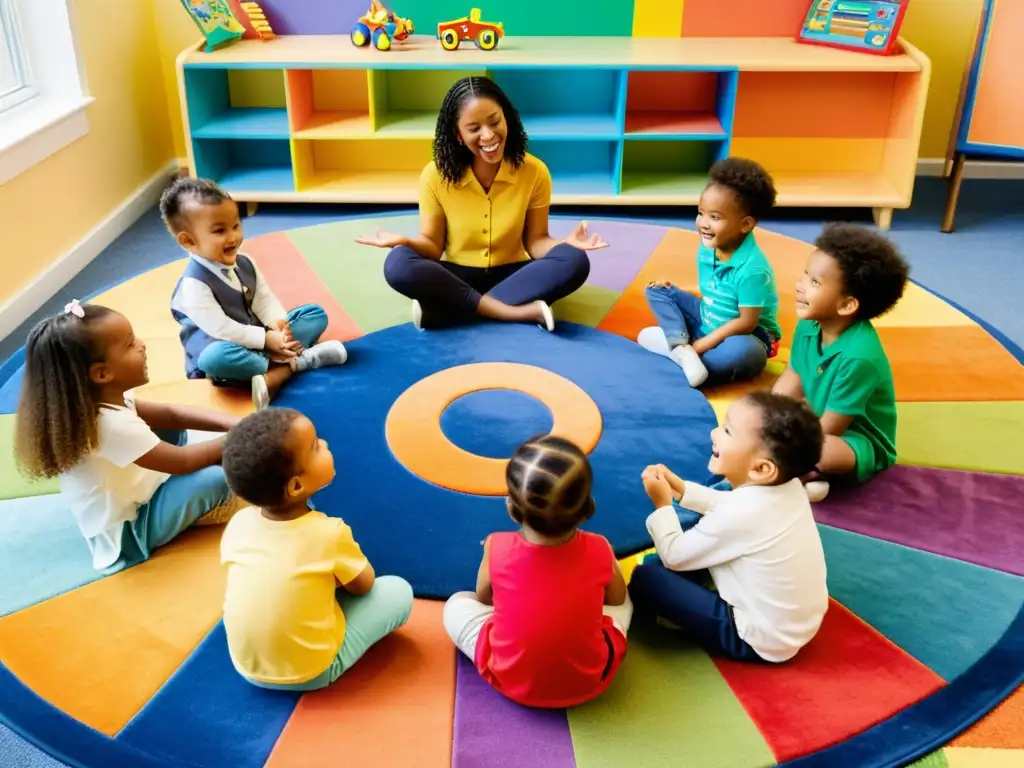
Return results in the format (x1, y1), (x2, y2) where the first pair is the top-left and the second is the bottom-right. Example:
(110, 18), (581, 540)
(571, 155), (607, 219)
(15, 303), (118, 479)
(505, 434), (595, 537)
(433, 76), (529, 185)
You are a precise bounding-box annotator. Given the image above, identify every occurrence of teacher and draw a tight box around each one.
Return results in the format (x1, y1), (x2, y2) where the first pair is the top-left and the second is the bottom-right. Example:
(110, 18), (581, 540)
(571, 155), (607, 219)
(356, 76), (608, 331)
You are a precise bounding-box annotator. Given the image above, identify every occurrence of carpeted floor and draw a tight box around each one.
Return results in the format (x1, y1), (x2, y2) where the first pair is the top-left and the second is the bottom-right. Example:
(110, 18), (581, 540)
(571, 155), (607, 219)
(1, 175), (1023, 768)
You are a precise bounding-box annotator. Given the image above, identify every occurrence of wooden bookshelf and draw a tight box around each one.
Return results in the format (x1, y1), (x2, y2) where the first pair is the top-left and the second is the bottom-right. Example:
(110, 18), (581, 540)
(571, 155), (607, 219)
(177, 35), (930, 228)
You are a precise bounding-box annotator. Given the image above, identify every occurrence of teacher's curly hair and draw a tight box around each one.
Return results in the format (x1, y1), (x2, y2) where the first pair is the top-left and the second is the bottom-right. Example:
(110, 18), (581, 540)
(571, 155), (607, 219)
(433, 76), (529, 185)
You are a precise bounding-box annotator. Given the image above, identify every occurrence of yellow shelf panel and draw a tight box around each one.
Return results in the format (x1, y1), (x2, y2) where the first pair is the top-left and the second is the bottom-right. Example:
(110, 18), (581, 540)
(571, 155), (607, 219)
(185, 36), (923, 73)
(292, 111), (373, 139)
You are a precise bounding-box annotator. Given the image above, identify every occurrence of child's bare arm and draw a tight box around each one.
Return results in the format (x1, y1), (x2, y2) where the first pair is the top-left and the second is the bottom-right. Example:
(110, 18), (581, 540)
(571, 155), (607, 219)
(604, 555), (627, 607)
(342, 563), (376, 596)
(136, 401), (240, 433)
(475, 537), (493, 606)
(820, 411), (853, 436)
(691, 307), (762, 355)
(133, 435), (225, 475)
(772, 365), (806, 400)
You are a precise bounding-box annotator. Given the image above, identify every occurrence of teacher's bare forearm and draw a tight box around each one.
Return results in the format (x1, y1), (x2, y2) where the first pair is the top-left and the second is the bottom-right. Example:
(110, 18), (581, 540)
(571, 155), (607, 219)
(526, 236), (559, 260)
(401, 234), (444, 261)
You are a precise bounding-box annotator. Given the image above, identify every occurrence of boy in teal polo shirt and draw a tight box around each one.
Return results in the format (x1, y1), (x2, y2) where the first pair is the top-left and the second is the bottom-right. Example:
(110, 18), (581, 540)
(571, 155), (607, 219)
(774, 223), (910, 501)
(638, 158), (782, 387)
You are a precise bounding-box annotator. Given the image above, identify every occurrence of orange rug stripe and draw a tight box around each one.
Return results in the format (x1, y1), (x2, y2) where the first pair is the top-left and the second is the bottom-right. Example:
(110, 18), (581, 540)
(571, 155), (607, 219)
(0, 527), (226, 735)
(713, 600), (944, 762)
(952, 684), (1024, 750)
(245, 232), (362, 343)
(265, 599), (455, 768)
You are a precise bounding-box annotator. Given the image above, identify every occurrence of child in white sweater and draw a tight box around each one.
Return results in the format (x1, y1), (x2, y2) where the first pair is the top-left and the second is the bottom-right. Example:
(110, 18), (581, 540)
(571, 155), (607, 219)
(630, 391), (828, 663)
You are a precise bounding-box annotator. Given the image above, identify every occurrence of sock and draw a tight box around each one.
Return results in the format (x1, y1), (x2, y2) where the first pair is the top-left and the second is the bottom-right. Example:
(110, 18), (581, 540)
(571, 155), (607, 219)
(292, 341), (348, 372)
(670, 345), (709, 387)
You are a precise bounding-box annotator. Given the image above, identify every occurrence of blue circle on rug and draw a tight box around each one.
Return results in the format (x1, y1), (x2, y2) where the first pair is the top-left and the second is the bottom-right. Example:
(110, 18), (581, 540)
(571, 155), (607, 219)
(440, 389), (554, 459)
(275, 321), (717, 599)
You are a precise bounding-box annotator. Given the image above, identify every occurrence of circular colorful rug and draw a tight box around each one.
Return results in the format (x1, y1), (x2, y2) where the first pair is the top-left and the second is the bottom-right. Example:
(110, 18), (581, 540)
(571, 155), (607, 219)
(0, 215), (1021, 768)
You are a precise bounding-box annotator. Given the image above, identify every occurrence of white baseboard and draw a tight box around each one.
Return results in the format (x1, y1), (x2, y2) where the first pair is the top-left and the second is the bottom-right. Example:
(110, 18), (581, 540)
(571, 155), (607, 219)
(0, 161), (177, 340)
(917, 157), (1024, 179)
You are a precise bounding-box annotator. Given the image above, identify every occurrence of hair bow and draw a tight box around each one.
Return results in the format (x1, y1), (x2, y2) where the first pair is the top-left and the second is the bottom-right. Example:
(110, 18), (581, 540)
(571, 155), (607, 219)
(64, 299), (85, 318)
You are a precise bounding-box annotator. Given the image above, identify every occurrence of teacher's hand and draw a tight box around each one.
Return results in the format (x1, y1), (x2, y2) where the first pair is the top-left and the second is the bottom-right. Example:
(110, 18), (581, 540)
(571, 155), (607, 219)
(565, 221), (608, 251)
(355, 229), (407, 249)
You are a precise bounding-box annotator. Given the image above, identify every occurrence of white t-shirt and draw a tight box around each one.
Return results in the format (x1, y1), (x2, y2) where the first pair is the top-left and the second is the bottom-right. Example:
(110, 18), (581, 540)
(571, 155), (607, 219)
(59, 396), (170, 569)
(646, 479), (828, 662)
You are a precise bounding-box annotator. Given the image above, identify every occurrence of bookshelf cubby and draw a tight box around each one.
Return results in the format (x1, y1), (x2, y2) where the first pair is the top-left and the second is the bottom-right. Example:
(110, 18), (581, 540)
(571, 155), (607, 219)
(177, 36), (930, 227)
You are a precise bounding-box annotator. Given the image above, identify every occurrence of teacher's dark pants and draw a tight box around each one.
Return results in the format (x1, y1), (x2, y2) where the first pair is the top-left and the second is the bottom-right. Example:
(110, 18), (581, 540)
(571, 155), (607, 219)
(383, 243), (590, 328)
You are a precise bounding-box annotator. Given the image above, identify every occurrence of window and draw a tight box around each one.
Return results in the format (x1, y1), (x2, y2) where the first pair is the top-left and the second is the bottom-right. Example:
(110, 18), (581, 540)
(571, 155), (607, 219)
(0, 0), (92, 184)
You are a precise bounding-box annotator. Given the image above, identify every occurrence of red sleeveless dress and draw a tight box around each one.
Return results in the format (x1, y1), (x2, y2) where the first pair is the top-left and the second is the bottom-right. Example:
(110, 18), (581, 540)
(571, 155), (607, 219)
(475, 530), (628, 708)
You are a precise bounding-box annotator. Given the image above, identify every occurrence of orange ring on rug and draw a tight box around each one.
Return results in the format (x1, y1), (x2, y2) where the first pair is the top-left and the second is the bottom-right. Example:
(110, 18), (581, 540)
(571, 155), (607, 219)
(385, 362), (603, 496)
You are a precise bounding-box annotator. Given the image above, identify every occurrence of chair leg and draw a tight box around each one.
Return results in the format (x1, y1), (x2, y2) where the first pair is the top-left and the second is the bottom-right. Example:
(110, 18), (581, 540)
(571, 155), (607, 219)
(941, 153), (966, 234)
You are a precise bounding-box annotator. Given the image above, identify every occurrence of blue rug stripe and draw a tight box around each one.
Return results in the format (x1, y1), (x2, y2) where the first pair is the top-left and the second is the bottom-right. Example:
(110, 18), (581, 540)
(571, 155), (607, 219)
(0, 495), (103, 618)
(781, 603), (1024, 768)
(819, 525), (1024, 682)
(118, 623), (299, 768)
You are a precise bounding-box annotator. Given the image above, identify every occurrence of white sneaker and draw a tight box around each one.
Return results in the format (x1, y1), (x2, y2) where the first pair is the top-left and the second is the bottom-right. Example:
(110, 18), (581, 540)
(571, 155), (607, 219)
(670, 345), (709, 388)
(536, 301), (555, 332)
(804, 480), (830, 503)
(251, 374), (270, 411)
(411, 300), (423, 331)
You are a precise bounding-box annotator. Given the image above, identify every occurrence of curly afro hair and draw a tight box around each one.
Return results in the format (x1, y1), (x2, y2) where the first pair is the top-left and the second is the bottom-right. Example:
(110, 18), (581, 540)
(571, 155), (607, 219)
(814, 223), (910, 320)
(744, 392), (824, 483)
(433, 76), (528, 185)
(223, 408), (303, 507)
(706, 157), (777, 220)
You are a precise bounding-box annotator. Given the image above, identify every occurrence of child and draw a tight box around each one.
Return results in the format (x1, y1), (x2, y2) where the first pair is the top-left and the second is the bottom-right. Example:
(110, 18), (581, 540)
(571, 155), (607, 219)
(14, 301), (241, 572)
(630, 392), (828, 663)
(443, 434), (632, 708)
(220, 407), (413, 691)
(773, 223), (910, 501)
(161, 178), (348, 411)
(638, 157), (782, 388)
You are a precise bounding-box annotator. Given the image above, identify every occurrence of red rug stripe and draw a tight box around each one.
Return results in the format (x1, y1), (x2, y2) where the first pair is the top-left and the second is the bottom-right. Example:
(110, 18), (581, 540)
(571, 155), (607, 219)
(713, 600), (945, 762)
(244, 233), (362, 342)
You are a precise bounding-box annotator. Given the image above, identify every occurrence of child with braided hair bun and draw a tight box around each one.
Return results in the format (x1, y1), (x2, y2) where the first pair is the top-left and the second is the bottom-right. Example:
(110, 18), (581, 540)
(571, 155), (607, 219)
(443, 434), (632, 708)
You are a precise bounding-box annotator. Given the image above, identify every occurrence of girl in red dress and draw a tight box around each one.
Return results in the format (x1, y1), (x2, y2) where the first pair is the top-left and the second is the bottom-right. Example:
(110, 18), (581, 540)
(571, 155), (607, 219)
(443, 434), (632, 708)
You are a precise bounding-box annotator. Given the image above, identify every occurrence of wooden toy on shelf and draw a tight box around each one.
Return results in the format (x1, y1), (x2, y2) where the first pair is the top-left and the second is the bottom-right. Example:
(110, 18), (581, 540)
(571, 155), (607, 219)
(438, 9), (505, 51)
(350, 0), (414, 51)
(797, 0), (908, 56)
(227, 1), (275, 41)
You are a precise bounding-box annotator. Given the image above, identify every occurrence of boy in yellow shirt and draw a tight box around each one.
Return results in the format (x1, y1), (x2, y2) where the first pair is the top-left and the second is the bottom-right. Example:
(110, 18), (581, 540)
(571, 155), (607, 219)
(220, 408), (413, 690)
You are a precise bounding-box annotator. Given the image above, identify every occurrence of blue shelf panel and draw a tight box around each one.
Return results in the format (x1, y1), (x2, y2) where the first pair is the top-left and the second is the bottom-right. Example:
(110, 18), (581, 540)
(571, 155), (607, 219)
(521, 114), (620, 140)
(193, 139), (295, 192)
(529, 139), (619, 197)
(191, 108), (290, 139)
(491, 68), (623, 140)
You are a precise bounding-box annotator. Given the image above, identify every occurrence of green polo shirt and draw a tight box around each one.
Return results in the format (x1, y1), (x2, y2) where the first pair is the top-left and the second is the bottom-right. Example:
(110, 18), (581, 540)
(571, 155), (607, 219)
(789, 318), (897, 482)
(697, 233), (782, 342)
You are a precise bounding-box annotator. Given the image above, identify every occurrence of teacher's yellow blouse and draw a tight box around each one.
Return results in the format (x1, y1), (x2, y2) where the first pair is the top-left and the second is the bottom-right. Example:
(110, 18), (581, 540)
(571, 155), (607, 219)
(418, 153), (552, 268)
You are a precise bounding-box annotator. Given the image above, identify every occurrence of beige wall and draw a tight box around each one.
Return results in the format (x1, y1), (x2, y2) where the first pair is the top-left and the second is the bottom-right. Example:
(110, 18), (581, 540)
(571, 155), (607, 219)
(0, 0), (175, 305)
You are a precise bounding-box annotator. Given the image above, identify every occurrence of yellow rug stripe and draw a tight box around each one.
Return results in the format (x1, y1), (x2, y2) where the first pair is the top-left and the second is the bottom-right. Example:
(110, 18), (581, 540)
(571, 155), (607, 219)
(0, 527), (226, 735)
(943, 747), (1024, 767)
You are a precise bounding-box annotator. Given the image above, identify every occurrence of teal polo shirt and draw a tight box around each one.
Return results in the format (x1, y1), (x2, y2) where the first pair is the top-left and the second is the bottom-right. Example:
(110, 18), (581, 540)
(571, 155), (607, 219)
(789, 318), (898, 482)
(697, 233), (782, 342)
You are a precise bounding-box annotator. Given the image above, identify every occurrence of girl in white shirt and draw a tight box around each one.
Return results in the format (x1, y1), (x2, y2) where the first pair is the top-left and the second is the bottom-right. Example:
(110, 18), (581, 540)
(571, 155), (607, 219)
(630, 391), (829, 663)
(15, 300), (242, 572)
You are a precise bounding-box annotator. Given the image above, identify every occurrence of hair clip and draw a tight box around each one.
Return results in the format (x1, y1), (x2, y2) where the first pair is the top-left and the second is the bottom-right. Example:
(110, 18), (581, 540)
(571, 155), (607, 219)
(64, 299), (85, 318)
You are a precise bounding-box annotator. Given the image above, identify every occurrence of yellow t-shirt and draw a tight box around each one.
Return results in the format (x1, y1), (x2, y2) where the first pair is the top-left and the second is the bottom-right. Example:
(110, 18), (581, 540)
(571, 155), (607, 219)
(419, 153), (552, 268)
(220, 508), (368, 684)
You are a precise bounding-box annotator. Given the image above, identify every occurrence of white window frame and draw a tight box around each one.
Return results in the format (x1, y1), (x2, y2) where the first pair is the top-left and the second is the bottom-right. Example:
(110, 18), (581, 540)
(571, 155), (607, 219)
(0, 0), (93, 185)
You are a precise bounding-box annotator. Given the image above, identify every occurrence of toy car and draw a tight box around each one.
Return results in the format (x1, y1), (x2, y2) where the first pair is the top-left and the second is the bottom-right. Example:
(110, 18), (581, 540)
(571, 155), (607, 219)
(351, 0), (413, 51)
(437, 8), (503, 51)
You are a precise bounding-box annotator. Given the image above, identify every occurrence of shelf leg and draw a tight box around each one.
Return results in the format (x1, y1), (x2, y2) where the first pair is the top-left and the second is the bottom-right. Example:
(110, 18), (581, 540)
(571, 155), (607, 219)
(872, 207), (893, 231)
(941, 153), (966, 234)
(245, 201), (259, 217)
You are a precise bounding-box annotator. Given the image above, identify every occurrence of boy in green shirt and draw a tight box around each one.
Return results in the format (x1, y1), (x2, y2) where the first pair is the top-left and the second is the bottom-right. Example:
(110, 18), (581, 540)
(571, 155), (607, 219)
(639, 158), (782, 388)
(774, 224), (910, 501)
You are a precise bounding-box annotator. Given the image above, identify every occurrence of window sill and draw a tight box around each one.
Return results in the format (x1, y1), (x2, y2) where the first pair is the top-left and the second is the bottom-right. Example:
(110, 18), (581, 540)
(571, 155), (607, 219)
(0, 96), (95, 185)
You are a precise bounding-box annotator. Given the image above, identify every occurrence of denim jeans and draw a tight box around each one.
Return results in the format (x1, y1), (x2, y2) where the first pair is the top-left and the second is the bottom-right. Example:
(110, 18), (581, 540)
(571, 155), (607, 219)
(645, 285), (770, 385)
(197, 304), (328, 382)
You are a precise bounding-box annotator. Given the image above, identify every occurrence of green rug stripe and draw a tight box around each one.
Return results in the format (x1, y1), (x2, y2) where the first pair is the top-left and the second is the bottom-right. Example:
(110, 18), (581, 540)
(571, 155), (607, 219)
(0, 414), (59, 501)
(897, 401), (1024, 476)
(286, 217), (419, 335)
(819, 525), (1024, 682)
(909, 749), (950, 767)
(566, 622), (775, 768)
(0, 494), (100, 617)
(554, 285), (621, 328)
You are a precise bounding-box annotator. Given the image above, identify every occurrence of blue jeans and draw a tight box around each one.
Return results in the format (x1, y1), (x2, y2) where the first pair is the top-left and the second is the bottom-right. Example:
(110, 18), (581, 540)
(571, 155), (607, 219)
(628, 502), (764, 662)
(246, 576), (415, 691)
(197, 304), (328, 382)
(645, 285), (770, 384)
(111, 429), (233, 572)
